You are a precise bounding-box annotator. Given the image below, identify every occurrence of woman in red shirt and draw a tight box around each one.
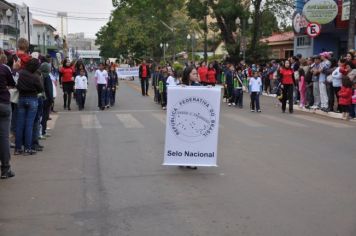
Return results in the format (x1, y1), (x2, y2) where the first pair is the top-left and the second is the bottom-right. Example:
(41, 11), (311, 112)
(279, 60), (296, 113)
(197, 61), (208, 85)
(206, 63), (217, 85)
(60, 58), (75, 110)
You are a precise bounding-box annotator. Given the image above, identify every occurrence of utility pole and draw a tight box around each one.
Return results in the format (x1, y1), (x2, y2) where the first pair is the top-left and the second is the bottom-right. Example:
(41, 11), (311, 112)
(347, 0), (356, 50)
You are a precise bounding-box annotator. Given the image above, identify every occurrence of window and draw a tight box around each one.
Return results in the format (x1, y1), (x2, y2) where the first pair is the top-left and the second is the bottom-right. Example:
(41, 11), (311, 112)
(296, 36), (311, 47)
(284, 50), (294, 58)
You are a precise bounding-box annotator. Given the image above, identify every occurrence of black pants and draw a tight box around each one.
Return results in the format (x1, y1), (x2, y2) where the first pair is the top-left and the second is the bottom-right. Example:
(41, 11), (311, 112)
(41, 99), (52, 135)
(234, 89), (243, 107)
(282, 84), (294, 112)
(97, 84), (106, 108)
(227, 85), (234, 103)
(161, 91), (167, 108)
(76, 89), (86, 110)
(62, 82), (74, 109)
(250, 92), (260, 111)
(0, 103), (11, 173)
(140, 78), (149, 95)
(264, 78), (270, 93)
(330, 86), (341, 112)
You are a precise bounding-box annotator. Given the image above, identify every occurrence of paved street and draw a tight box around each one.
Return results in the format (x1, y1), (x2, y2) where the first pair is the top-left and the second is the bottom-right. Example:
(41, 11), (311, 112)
(0, 77), (356, 236)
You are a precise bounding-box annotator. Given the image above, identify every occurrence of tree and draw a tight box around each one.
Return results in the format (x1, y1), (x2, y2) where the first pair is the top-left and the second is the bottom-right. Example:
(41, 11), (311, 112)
(348, 0), (356, 50)
(96, 0), (188, 61)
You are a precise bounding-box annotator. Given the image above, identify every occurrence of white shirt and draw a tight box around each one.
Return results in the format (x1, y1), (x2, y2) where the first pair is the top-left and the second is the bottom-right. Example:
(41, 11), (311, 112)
(75, 75), (88, 90)
(166, 76), (179, 86)
(95, 69), (108, 85)
(249, 77), (262, 92)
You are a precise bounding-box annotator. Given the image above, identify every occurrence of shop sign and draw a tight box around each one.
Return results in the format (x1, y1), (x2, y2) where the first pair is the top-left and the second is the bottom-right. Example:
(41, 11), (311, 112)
(341, 0), (350, 21)
(303, 0), (338, 24)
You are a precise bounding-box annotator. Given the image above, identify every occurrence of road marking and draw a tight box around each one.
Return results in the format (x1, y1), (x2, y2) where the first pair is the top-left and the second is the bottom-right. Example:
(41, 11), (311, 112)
(260, 114), (307, 128)
(116, 114), (144, 128)
(223, 114), (266, 127)
(152, 113), (166, 124)
(81, 115), (102, 129)
(47, 114), (59, 129)
(294, 115), (352, 128)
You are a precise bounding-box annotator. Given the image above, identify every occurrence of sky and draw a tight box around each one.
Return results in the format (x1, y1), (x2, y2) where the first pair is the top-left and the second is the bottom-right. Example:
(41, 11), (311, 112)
(10, 0), (114, 38)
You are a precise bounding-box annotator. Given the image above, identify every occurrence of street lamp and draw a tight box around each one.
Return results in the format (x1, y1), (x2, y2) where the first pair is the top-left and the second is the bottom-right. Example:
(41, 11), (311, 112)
(235, 16), (253, 62)
(199, 0), (208, 62)
(160, 42), (169, 63)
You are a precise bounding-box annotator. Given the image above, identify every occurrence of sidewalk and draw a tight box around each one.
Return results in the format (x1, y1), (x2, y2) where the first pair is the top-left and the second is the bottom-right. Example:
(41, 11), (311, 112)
(262, 92), (356, 123)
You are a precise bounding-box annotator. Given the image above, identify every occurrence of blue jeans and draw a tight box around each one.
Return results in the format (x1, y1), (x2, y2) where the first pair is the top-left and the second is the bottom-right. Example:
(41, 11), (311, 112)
(234, 88), (243, 107)
(76, 89), (86, 110)
(32, 97), (43, 147)
(15, 97), (38, 150)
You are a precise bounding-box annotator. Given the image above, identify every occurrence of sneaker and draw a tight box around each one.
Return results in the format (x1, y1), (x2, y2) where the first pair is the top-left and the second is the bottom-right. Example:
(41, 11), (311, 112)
(257, 110), (262, 113)
(1, 170), (15, 179)
(232, 103), (236, 106)
(162, 107), (166, 110)
(44, 133), (51, 138)
(228, 103), (232, 106)
(250, 109), (255, 112)
(39, 135), (46, 140)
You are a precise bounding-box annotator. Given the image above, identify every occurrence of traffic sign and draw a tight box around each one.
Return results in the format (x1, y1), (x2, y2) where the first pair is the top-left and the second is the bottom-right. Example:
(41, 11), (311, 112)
(306, 23), (321, 38)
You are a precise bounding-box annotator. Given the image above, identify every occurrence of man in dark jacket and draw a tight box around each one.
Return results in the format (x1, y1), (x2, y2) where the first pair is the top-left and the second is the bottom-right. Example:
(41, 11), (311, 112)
(39, 55), (53, 139)
(139, 60), (151, 96)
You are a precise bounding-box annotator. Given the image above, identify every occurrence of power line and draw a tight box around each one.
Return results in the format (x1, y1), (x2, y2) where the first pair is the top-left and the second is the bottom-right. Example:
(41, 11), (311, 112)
(32, 13), (109, 21)
(31, 7), (111, 15)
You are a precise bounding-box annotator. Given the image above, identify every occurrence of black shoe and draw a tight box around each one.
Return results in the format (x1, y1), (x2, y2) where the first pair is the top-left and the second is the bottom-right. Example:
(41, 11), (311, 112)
(23, 149), (36, 156)
(186, 166), (198, 170)
(1, 170), (15, 179)
(289, 110), (294, 114)
(68, 107), (71, 111)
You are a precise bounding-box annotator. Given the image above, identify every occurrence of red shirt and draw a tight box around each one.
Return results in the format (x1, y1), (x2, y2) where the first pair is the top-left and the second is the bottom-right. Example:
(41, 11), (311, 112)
(198, 66), (208, 83)
(142, 64), (147, 78)
(16, 52), (31, 69)
(279, 68), (294, 85)
(338, 86), (352, 105)
(207, 69), (216, 84)
(60, 67), (74, 83)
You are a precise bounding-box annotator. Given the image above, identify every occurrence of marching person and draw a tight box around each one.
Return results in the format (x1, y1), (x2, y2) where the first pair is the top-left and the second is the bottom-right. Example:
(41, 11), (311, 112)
(197, 61), (208, 85)
(279, 60), (296, 113)
(139, 59), (151, 96)
(249, 70), (262, 112)
(59, 58), (75, 110)
(94, 63), (108, 110)
(107, 65), (119, 107)
(74, 69), (88, 110)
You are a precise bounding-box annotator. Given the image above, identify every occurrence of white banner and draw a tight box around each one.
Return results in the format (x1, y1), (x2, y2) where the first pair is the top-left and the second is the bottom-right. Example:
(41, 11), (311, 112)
(116, 67), (139, 77)
(163, 86), (222, 167)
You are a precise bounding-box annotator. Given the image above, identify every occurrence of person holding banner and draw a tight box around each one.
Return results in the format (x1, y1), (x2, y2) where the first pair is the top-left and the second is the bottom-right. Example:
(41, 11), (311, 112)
(139, 60), (151, 96)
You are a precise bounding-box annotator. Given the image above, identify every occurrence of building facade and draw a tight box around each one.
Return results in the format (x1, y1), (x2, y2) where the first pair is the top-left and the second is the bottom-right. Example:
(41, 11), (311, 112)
(262, 32), (294, 59)
(293, 0), (356, 58)
(31, 19), (56, 54)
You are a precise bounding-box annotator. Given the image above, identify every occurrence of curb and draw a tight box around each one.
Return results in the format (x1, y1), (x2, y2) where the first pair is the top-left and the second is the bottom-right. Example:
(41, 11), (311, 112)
(261, 93), (356, 123)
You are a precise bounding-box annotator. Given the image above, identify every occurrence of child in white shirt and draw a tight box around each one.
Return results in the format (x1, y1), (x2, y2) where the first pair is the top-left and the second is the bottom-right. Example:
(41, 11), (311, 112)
(75, 69), (88, 110)
(249, 71), (262, 112)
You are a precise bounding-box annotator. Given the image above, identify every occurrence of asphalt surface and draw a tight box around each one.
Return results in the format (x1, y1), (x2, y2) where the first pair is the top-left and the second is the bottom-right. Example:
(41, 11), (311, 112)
(0, 75), (355, 236)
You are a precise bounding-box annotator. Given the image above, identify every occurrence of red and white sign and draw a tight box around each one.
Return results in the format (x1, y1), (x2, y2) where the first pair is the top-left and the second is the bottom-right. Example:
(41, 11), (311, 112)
(306, 23), (321, 38)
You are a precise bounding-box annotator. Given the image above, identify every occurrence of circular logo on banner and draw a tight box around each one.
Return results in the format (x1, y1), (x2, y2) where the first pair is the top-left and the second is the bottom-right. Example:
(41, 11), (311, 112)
(306, 23), (321, 38)
(303, 0), (338, 24)
(292, 12), (310, 34)
(169, 97), (217, 143)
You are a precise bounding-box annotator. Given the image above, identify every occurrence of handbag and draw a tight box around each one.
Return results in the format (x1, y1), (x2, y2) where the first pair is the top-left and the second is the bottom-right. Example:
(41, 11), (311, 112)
(9, 88), (19, 104)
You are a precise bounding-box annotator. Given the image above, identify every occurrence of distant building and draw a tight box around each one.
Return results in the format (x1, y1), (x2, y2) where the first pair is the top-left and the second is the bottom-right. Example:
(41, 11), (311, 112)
(67, 32), (97, 50)
(0, 0), (17, 49)
(31, 19), (57, 54)
(261, 32), (294, 59)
